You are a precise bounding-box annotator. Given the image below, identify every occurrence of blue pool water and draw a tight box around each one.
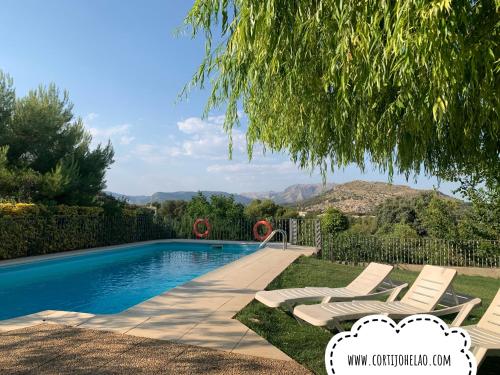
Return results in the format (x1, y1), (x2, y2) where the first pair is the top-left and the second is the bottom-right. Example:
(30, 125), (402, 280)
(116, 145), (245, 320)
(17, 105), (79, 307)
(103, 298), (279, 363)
(0, 242), (258, 320)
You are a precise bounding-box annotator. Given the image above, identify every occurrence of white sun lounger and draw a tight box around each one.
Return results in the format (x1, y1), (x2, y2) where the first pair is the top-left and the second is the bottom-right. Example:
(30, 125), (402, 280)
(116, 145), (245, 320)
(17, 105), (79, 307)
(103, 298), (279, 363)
(458, 289), (500, 366)
(255, 262), (407, 310)
(294, 265), (481, 331)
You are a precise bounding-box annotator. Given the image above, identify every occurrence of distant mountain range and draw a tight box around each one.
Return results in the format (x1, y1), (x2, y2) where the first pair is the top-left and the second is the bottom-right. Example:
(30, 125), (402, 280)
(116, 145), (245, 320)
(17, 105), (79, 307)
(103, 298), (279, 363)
(107, 180), (449, 214)
(107, 183), (334, 206)
(106, 191), (253, 205)
(241, 183), (335, 204)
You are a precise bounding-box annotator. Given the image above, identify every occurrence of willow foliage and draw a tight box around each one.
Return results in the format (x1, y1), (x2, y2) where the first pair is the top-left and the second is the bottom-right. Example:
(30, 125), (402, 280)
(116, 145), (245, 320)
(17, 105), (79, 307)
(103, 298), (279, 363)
(185, 0), (499, 180)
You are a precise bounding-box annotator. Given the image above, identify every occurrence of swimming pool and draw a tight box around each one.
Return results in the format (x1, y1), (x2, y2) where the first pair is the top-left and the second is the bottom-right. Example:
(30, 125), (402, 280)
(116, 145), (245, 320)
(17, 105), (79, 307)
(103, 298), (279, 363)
(0, 241), (259, 320)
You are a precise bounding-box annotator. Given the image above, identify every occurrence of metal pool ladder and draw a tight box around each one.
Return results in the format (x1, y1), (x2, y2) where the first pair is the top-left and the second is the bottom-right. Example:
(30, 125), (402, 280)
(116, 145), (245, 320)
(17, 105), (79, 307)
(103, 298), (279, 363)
(258, 229), (288, 250)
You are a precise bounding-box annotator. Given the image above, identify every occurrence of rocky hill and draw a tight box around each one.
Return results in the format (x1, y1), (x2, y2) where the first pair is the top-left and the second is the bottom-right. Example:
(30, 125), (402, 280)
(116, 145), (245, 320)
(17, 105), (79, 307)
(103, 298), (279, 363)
(241, 183), (335, 204)
(297, 180), (447, 215)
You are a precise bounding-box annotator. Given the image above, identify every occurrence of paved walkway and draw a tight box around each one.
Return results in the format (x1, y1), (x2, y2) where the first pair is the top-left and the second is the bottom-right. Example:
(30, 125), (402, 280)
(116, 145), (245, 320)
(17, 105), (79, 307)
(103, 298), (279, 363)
(0, 243), (315, 361)
(0, 323), (311, 374)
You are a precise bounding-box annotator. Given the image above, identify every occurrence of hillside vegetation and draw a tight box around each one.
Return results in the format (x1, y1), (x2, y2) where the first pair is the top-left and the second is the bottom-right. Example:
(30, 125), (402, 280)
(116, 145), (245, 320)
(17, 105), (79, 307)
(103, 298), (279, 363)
(298, 180), (451, 215)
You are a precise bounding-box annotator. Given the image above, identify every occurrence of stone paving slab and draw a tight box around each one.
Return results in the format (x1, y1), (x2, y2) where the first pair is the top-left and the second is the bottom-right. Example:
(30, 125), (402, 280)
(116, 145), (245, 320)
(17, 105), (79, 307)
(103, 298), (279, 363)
(121, 245), (314, 360)
(0, 324), (312, 374)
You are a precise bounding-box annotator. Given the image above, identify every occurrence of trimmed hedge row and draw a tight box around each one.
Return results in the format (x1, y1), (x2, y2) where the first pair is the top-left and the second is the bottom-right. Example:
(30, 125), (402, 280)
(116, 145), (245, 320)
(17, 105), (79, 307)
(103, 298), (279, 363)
(0, 215), (173, 260)
(0, 202), (148, 217)
(0, 203), (176, 260)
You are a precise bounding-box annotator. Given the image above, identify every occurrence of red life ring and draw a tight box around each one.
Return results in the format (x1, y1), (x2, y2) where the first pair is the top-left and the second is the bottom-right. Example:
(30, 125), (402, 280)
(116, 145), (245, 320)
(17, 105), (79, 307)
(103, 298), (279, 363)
(193, 218), (211, 239)
(253, 220), (273, 241)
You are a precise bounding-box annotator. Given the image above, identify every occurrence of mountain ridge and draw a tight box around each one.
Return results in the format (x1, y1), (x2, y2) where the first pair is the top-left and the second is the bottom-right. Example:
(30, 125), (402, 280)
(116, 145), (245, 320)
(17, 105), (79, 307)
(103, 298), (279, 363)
(297, 180), (450, 214)
(107, 180), (450, 213)
(241, 183), (335, 204)
(106, 191), (253, 205)
(106, 183), (333, 205)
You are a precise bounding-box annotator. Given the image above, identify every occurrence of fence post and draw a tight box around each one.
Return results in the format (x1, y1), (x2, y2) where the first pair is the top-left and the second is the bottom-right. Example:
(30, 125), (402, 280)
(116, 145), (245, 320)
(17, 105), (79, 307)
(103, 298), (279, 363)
(314, 219), (322, 257)
(289, 219), (298, 245)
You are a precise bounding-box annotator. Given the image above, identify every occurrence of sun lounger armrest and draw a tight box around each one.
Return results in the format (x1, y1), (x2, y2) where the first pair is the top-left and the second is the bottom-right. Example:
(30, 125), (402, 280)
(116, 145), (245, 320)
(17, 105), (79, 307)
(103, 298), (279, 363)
(328, 282), (408, 303)
(450, 298), (482, 327)
(430, 298), (482, 327)
(384, 282), (409, 302)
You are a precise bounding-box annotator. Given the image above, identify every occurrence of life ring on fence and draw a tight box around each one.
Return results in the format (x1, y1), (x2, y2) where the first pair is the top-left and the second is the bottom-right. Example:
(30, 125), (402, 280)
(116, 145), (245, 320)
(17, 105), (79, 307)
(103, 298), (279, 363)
(193, 218), (211, 239)
(253, 220), (273, 241)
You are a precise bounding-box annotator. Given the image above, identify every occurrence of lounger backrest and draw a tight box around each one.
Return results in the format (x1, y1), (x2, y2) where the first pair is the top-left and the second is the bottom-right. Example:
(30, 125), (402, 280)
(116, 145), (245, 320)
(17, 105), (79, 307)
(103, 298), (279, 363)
(345, 262), (394, 295)
(401, 265), (457, 311)
(477, 289), (500, 334)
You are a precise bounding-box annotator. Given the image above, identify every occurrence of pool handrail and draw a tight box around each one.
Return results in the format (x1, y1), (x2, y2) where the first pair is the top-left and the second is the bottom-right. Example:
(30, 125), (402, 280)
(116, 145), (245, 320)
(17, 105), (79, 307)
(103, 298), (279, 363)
(259, 229), (287, 250)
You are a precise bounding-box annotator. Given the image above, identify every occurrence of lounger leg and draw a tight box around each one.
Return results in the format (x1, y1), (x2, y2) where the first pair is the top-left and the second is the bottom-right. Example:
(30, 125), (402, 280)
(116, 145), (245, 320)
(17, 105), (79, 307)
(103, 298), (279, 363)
(282, 302), (296, 313)
(327, 319), (344, 332)
(293, 315), (306, 326)
(472, 346), (487, 367)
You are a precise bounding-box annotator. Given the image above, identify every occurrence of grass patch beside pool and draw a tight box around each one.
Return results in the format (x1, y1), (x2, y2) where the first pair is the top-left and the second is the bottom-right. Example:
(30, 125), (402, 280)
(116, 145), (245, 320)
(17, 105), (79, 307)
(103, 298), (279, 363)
(235, 256), (500, 375)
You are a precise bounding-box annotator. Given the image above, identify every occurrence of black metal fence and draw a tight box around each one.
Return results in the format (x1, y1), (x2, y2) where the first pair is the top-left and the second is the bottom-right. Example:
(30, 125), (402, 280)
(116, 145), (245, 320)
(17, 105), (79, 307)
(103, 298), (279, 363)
(288, 218), (319, 247)
(1, 215), (499, 268)
(322, 234), (500, 268)
(162, 217), (292, 242)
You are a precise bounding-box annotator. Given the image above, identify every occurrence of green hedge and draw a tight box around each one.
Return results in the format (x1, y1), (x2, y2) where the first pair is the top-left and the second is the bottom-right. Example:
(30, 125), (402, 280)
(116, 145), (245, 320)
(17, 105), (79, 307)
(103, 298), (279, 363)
(0, 202), (176, 260)
(0, 215), (176, 260)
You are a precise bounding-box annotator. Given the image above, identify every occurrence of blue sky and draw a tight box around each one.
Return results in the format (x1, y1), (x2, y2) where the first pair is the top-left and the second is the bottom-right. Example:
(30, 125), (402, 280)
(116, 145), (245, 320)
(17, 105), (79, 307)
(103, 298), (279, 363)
(1, 0), (459, 196)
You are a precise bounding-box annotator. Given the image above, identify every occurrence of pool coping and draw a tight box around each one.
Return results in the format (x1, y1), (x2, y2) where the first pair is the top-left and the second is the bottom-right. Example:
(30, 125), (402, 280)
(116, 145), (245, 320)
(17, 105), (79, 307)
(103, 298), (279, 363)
(0, 240), (316, 361)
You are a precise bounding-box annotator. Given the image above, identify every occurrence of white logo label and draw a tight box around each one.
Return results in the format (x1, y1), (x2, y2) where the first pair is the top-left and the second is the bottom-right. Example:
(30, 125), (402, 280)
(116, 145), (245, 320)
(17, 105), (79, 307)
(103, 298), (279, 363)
(324, 314), (476, 375)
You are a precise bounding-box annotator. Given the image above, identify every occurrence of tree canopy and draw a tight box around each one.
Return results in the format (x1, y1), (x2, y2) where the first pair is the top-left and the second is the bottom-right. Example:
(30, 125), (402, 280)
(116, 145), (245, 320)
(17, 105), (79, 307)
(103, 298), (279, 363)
(184, 192), (246, 222)
(321, 207), (349, 234)
(244, 198), (298, 219)
(0, 71), (114, 205)
(185, 0), (499, 184)
(369, 192), (498, 240)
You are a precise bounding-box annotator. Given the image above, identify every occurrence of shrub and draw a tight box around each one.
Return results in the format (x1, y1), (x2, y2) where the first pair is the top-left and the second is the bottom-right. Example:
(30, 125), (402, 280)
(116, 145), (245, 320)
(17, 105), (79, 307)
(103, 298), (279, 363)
(0, 203), (40, 216)
(321, 208), (349, 234)
(0, 203), (170, 260)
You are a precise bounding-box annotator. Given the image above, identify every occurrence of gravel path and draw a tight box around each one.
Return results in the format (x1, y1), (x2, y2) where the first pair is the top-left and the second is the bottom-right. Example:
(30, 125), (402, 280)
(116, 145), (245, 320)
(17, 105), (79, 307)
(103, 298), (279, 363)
(0, 324), (311, 374)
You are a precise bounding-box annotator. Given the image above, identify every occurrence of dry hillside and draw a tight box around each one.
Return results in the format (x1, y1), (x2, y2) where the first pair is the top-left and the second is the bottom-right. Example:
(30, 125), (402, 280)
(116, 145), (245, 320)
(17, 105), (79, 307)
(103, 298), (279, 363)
(298, 180), (446, 215)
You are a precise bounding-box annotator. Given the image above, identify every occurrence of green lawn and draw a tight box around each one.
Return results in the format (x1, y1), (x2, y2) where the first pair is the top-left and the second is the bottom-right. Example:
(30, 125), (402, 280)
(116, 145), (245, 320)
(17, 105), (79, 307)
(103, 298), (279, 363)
(236, 256), (500, 375)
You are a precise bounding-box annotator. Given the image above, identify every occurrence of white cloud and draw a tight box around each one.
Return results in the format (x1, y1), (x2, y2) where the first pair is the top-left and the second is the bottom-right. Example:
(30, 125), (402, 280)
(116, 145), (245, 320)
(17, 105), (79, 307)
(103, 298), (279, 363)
(85, 112), (99, 121)
(131, 143), (182, 163)
(123, 115), (270, 167)
(123, 115), (255, 166)
(207, 161), (297, 174)
(82, 112), (99, 128)
(89, 124), (130, 138)
(206, 114), (226, 125)
(168, 116), (246, 160)
(120, 135), (135, 145)
(82, 112), (135, 147)
(133, 143), (156, 160)
(177, 117), (207, 134)
(86, 121), (136, 148)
